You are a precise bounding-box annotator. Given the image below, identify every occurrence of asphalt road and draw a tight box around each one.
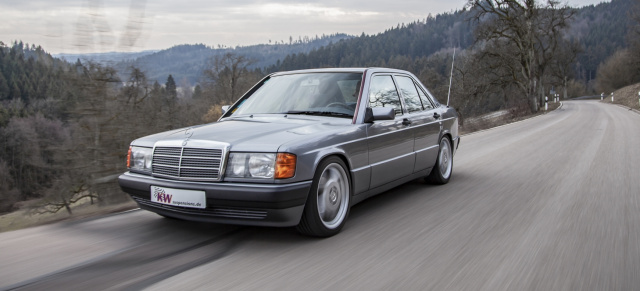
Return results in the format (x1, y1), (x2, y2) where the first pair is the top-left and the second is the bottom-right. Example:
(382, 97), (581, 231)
(1, 100), (639, 290)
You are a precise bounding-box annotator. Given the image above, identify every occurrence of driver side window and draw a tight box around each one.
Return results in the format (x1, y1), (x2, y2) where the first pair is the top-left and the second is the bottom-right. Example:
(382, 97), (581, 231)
(368, 75), (403, 116)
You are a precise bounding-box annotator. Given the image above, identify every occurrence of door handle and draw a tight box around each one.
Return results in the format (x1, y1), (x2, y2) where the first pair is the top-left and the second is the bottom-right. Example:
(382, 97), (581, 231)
(433, 112), (441, 119)
(402, 118), (412, 126)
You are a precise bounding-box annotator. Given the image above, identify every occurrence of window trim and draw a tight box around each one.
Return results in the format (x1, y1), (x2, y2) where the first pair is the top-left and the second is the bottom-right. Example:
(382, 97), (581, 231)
(393, 74), (426, 114)
(366, 74), (404, 117)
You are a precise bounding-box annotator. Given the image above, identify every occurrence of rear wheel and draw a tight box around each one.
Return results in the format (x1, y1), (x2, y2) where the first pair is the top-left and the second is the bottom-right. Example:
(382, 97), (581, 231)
(296, 157), (351, 237)
(426, 136), (453, 184)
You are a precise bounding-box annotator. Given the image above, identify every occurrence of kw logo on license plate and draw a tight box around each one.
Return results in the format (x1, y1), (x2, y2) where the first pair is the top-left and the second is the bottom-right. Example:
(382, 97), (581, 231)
(150, 186), (206, 209)
(153, 187), (173, 203)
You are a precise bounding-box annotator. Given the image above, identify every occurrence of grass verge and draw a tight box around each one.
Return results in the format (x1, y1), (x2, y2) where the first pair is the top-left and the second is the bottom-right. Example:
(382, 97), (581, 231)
(602, 83), (640, 111)
(460, 101), (561, 135)
(0, 198), (137, 233)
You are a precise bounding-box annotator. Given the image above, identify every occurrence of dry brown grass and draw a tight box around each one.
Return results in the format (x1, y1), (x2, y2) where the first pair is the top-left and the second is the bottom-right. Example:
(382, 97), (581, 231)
(0, 198), (137, 233)
(460, 101), (561, 135)
(604, 83), (640, 110)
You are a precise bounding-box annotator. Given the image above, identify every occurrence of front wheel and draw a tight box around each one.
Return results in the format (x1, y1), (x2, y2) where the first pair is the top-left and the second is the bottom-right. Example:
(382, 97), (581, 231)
(426, 136), (453, 184)
(296, 157), (351, 237)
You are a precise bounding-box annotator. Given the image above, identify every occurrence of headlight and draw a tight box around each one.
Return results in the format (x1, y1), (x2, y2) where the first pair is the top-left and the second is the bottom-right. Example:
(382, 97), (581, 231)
(226, 153), (276, 179)
(128, 146), (153, 173)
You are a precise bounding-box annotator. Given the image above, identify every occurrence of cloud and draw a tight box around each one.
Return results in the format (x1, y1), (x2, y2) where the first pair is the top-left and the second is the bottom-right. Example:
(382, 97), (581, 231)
(249, 3), (380, 18)
(1, 0), (610, 54)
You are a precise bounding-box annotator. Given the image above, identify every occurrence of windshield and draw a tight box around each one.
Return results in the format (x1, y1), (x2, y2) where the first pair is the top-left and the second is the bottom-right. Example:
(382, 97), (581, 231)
(230, 72), (363, 118)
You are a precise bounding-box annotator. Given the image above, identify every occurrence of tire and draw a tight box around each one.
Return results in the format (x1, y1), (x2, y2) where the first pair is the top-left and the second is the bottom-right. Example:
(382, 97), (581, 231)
(296, 157), (351, 237)
(426, 136), (453, 185)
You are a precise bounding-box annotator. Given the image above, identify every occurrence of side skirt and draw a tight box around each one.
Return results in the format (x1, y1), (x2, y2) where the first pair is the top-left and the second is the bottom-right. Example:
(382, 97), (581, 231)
(351, 168), (432, 205)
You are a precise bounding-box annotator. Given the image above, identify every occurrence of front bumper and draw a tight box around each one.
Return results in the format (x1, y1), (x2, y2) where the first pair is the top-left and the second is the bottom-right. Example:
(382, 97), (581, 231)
(118, 172), (311, 227)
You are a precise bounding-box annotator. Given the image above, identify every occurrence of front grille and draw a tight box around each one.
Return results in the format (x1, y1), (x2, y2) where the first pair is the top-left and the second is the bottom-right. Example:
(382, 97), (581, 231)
(152, 143), (226, 182)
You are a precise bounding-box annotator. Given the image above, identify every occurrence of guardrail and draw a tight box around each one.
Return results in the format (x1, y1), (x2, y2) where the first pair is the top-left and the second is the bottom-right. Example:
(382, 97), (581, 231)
(571, 95), (601, 100)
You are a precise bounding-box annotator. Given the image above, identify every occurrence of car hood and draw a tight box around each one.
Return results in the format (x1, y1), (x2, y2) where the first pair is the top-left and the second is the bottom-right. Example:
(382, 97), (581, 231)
(132, 115), (353, 152)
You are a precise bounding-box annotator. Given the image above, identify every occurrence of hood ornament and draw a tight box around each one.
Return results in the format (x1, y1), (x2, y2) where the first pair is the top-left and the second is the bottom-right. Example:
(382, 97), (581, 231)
(185, 128), (194, 138)
(183, 128), (194, 146)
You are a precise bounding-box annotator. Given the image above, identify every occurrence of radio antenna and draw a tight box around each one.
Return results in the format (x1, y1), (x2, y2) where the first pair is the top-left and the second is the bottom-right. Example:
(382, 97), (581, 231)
(446, 47), (456, 107)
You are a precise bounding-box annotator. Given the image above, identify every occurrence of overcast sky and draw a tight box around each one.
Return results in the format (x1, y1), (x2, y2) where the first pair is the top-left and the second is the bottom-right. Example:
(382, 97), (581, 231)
(1, 0), (608, 54)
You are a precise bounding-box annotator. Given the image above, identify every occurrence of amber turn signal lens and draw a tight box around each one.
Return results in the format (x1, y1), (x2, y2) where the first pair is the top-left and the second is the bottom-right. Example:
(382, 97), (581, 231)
(126, 146), (132, 168)
(275, 153), (296, 179)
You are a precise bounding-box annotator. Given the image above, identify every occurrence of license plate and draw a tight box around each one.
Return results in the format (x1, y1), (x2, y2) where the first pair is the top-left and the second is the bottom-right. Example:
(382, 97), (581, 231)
(150, 186), (206, 209)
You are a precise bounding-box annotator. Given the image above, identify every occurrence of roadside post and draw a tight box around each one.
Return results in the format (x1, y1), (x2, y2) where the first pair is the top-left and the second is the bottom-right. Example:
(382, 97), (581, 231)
(601, 93), (604, 101)
(638, 91), (640, 108)
(611, 92), (614, 102)
(545, 96), (548, 111)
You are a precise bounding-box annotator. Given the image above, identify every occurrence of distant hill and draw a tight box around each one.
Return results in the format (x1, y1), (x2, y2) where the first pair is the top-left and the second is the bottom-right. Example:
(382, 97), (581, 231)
(55, 50), (159, 65)
(58, 0), (633, 88)
(114, 34), (353, 84)
(268, 10), (474, 72)
(269, 0), (634, 85)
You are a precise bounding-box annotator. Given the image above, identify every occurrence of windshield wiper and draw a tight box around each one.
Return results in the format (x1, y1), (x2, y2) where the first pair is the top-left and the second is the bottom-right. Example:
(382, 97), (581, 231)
(285, 111), (353, 118)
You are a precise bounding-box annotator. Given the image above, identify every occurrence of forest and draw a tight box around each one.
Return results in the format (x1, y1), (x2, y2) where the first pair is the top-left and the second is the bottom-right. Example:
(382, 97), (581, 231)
(1, 0), (639, 215)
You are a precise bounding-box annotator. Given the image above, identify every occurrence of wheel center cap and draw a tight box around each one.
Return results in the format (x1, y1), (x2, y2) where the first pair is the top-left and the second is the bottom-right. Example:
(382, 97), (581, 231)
(329, 187), (338, 205)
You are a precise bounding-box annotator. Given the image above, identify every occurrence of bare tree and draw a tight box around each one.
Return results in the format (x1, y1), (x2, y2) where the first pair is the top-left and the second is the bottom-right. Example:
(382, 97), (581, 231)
(202, 53), (257, 105)
(467, 0), (575, 111)
(33, 178), (96, 215)
(548, 39), (581, 99)
(595, 49), (638, 93)
(63, 62), (130, 206)
(122, 66), (150, 106)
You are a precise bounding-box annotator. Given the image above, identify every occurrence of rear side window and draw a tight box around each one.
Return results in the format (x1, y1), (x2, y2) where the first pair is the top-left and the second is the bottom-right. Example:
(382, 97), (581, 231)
(416, 83), (435, 110)
(368, 75), (403, 116)
(395, 76), (424, 113)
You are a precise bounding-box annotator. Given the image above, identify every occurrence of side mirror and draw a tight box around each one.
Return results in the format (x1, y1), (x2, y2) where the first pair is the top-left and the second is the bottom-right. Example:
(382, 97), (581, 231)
(364, 107), (396, 123)
(221, 105), (230, 114)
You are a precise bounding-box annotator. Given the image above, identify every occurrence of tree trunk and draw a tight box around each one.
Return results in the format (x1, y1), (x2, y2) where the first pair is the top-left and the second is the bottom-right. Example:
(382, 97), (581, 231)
(529, 78), (538, 112)
(563, 76), (568, 100)
(64, 199), (72, 215)
(539, 83), (545, 109)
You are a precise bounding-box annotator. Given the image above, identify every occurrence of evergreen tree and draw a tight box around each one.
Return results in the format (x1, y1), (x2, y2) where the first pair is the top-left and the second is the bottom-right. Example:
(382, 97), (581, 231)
(165, 74), (177, 100)
(0, 73), (9, 100)
(150, 81), (163, 99)
(192, 84), (203, 99)
(10, 80), (21, 100)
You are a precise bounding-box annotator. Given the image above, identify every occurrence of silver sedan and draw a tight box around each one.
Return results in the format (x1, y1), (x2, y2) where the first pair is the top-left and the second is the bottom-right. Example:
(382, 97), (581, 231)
(118, 67), (460, 237)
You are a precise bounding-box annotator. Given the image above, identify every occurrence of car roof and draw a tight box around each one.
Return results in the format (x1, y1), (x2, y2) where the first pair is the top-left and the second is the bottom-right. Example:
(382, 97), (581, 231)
(270, 67), (413, 77)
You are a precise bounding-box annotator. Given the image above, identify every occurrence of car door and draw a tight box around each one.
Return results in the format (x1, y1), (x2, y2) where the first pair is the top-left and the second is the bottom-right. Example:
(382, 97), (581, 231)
(366, 75), (415, 189)
(415, 81), (442, 171)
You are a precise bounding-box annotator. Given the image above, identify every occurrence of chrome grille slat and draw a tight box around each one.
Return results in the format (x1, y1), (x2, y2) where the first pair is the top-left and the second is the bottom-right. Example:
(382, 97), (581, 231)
(153, 156), (180, 165)
(154, 148), (182, 155)
(152, 145), (224, 181)
(180, 158), (221, 168)
(153, 165), (180, 176)
(183, 148), (222, 158)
